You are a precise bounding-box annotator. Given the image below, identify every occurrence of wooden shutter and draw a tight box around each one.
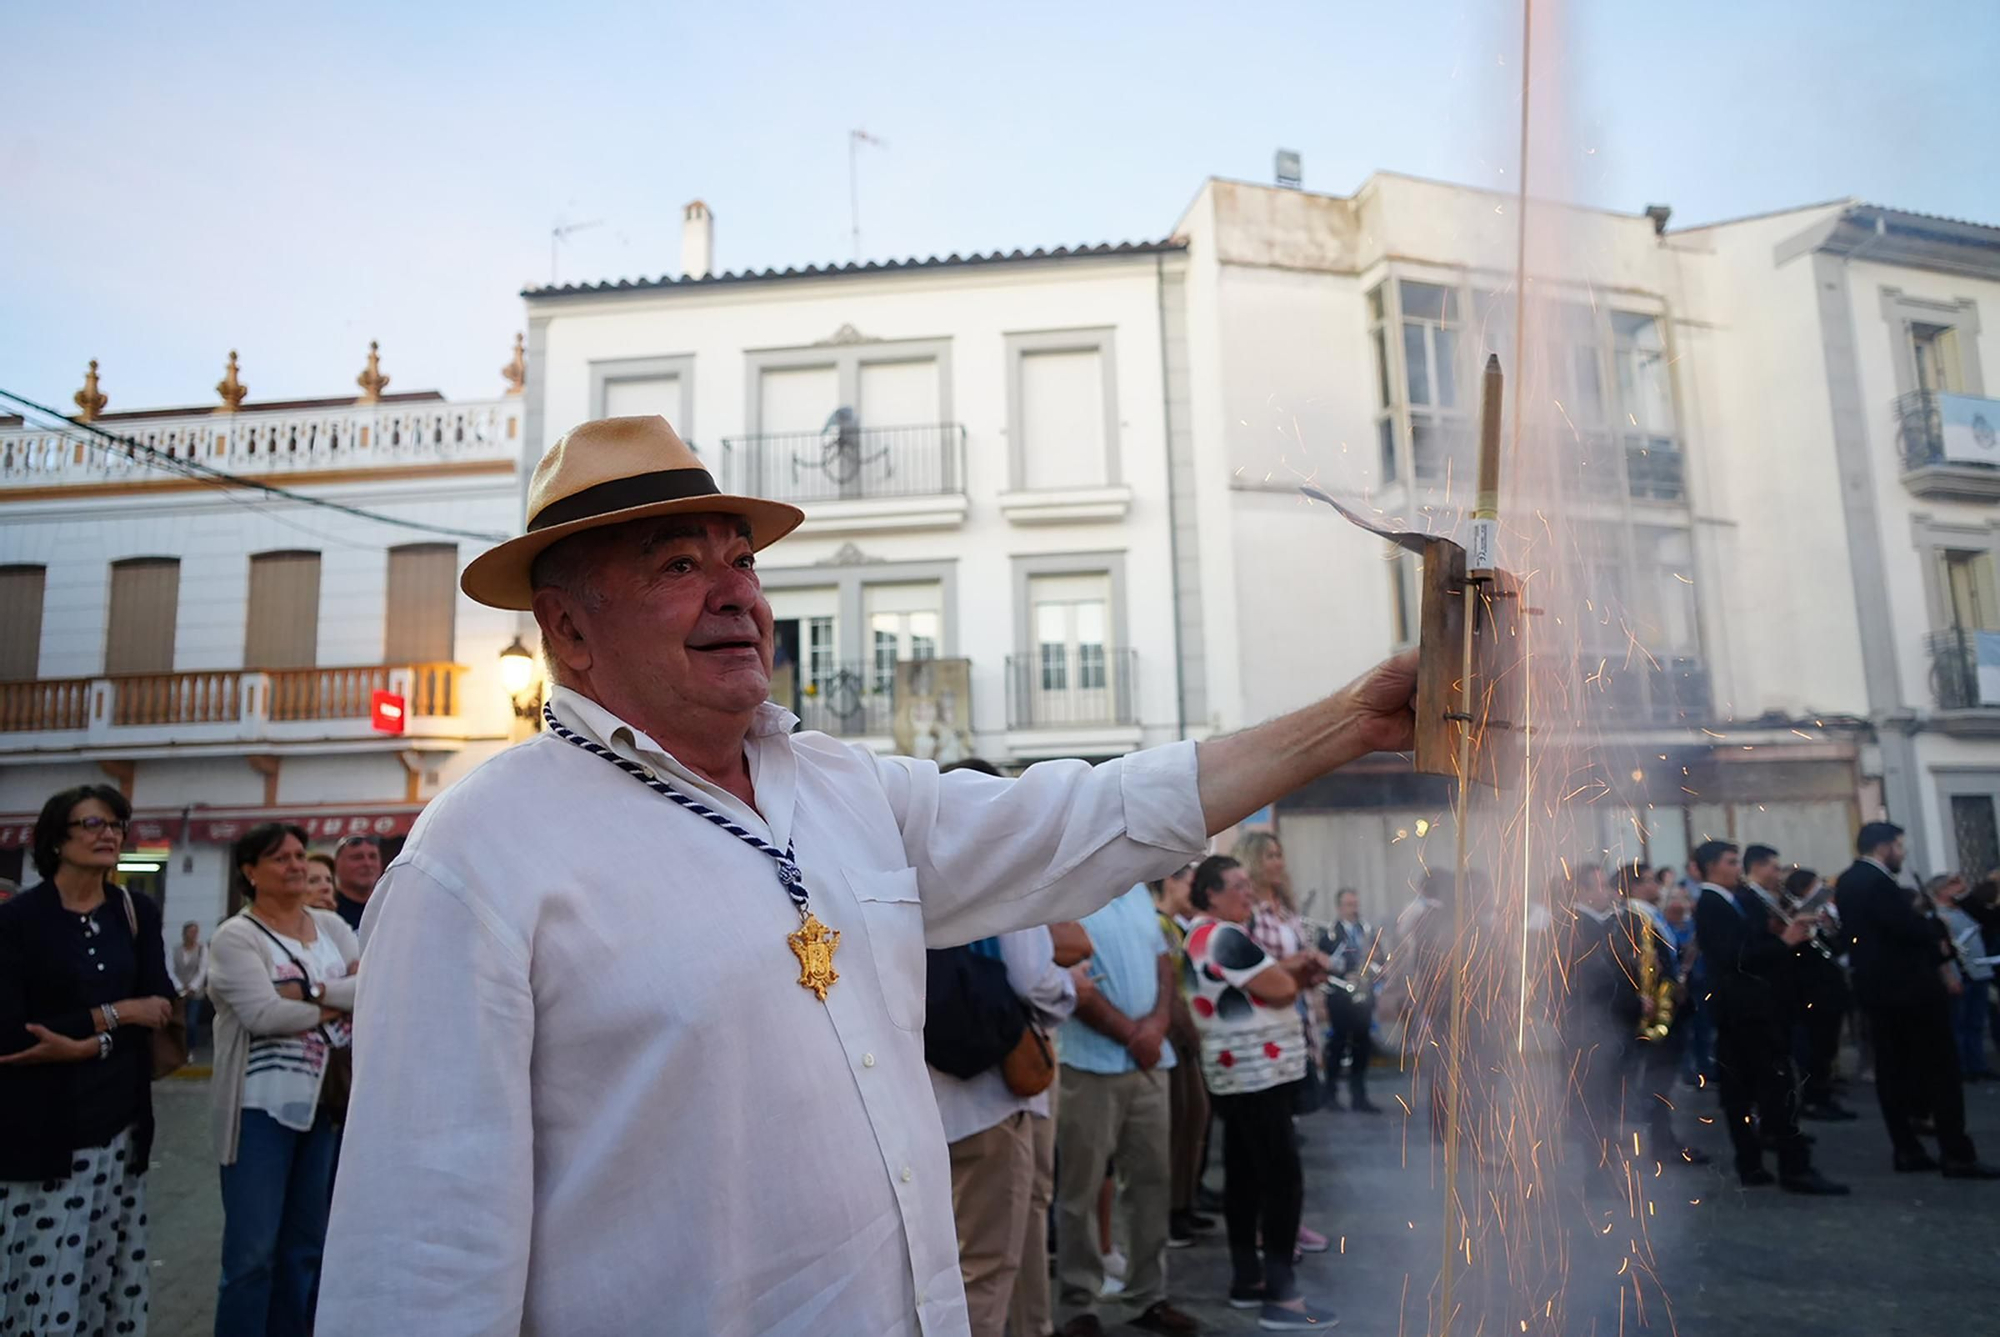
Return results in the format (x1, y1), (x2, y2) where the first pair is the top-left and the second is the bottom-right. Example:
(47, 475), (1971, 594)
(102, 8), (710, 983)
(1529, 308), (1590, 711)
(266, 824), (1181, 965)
(0, 565), (46, 681)
(384, 544), (458, 663)
(244, 552), (322, 669)
(105, 559), (180, 675)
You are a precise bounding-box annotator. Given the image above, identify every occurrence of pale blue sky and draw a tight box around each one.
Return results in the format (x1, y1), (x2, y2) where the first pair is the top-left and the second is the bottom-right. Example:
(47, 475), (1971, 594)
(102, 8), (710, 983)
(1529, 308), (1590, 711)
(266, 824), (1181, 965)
(4, 0), (1994, 410)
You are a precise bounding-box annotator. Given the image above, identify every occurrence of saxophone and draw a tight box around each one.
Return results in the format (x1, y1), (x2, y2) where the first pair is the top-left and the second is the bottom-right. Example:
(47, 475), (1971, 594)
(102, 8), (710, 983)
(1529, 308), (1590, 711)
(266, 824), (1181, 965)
(1635, 922), (1675, 1044)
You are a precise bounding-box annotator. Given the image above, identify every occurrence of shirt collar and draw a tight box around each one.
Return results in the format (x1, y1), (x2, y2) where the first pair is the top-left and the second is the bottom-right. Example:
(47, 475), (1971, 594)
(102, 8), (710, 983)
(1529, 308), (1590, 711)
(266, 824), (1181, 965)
(1861, 856), (1894, 879)
(550, 685), (798, 845)
(1626, 897), (1668, 931)
(1577, 903), (1614, 924)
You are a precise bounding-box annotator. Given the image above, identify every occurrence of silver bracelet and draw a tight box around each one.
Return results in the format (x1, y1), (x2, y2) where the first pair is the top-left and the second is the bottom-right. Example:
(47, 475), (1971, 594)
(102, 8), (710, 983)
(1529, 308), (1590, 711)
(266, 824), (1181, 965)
(95, 1031), (113, 1061)
(100, 1002), (120, 1030)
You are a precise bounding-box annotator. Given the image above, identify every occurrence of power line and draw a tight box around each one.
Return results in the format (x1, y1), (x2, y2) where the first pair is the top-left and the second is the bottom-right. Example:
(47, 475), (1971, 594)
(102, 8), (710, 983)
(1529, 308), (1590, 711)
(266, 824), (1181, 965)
(0, 386), (511, 544)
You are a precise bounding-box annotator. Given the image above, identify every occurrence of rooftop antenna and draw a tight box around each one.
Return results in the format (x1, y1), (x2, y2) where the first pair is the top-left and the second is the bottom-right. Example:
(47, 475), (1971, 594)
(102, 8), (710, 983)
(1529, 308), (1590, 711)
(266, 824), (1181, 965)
(849, 129), (886, 262)
(550, 218), (604, 285)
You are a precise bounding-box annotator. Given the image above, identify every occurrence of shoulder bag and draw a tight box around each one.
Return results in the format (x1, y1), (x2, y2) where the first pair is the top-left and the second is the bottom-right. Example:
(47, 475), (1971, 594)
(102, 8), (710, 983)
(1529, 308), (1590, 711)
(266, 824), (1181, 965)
(119, 887), (189, 1080)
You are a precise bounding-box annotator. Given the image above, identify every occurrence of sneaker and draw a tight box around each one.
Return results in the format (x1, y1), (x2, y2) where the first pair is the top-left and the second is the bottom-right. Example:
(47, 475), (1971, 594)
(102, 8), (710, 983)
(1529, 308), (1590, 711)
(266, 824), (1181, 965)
(1102, 1248), (1127, 1279)
(1229, 1284), (1267, 1310)
(1185, 1211), (1217, 1232)
(1295, 1225), (1331, 1254)
(1168, 1224), (1197, 1250)
(1260, 1299), (1340, 1329)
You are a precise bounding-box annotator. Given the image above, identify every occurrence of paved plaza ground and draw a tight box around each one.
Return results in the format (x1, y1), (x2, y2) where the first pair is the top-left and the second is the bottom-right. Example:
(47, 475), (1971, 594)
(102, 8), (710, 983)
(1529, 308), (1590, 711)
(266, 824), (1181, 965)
(135, 1068), (2000, 1336)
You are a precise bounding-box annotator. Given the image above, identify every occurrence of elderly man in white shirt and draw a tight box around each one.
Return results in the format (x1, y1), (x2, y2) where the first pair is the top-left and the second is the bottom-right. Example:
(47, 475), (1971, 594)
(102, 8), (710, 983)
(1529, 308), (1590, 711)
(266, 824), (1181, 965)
(317, 415), (1416, 1337)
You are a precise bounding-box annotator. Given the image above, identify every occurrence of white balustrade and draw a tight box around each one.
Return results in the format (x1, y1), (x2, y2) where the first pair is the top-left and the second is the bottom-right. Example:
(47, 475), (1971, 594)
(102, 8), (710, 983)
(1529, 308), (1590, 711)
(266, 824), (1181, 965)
(0, 397), (521, 487)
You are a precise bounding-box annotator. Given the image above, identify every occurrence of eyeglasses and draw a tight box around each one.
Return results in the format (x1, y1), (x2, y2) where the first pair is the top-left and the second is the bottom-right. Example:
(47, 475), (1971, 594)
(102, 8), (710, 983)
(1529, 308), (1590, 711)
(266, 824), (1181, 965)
(69, 817), (127, 834)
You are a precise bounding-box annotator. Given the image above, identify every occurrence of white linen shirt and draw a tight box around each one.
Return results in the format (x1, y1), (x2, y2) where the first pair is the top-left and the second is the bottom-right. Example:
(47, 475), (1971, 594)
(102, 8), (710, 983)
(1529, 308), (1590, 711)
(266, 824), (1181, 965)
(318, 687), (1205, 1337)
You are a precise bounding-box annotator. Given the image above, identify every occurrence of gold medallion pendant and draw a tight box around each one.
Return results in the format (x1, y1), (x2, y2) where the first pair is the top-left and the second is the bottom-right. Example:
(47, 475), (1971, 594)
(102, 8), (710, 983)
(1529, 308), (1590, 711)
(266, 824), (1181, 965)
(789, 913), (841, 1001)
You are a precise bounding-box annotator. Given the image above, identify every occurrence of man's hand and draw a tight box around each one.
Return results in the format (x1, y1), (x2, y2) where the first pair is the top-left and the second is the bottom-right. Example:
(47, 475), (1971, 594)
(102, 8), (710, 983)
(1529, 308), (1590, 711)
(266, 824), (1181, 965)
(1341, 650), (1420, 756)
(1126, 1025), (1165, 1070)
(0, 1023), (101, 1065)
(1781, 919), (1813, 947)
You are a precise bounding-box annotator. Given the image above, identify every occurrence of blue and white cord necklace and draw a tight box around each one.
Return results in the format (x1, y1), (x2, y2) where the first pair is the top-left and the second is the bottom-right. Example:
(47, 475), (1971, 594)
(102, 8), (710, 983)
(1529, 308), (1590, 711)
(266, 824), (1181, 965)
(543, 702), (842, 1000)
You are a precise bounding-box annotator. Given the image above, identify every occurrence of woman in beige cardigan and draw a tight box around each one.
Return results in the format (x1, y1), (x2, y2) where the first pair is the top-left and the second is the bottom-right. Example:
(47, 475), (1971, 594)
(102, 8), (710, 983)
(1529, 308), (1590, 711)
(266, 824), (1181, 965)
(207, 822), (359, 1337)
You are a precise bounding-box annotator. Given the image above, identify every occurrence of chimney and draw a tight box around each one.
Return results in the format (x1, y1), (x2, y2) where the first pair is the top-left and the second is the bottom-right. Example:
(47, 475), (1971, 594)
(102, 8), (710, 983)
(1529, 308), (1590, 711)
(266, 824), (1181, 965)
(1644, 203), (1672, 237)
(681, 200), (714, 279)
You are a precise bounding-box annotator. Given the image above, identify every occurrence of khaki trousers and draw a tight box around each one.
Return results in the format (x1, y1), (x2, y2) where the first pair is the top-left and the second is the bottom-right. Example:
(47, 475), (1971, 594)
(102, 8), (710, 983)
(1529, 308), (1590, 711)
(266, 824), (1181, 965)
(1054, 1065), (1171, 1324)
(948, 1111), (1036, 1337)
(1010, 1084), (1059, 1337)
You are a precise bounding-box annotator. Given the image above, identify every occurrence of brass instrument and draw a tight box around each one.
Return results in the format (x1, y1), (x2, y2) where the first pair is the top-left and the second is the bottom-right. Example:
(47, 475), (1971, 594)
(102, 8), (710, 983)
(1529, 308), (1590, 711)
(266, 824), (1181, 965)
(1308, 916), (1380, 1007)
(1634, 916), (1675, 1044)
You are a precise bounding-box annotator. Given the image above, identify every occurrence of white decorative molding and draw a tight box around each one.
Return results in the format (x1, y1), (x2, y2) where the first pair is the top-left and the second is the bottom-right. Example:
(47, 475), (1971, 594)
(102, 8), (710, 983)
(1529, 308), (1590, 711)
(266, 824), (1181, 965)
(800, 496), (972, 541)
(996, 485), (1134, 526)
(815, 323), (879, 346)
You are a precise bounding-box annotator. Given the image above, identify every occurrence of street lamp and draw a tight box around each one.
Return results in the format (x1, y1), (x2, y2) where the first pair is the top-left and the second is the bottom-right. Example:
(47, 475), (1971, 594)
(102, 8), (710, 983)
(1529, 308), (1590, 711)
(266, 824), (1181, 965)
(499, 636), (542, 724)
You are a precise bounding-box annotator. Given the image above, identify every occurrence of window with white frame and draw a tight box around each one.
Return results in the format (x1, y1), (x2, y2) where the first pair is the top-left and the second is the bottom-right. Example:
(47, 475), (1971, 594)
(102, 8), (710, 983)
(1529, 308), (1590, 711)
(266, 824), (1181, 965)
(765, 585), (841, 692)
(1030, 573), (1111, 710)
(1019, 348), (1108, 490)
(603, 374), (683, 423)
(865, 581), (942, 694)
(1399, 282), (1465, 481)
(1367, 284), (1396, 482)
(591, 355), (695, 444)
(759, 364), (841, 434)
(1912, 323), (1967, 395)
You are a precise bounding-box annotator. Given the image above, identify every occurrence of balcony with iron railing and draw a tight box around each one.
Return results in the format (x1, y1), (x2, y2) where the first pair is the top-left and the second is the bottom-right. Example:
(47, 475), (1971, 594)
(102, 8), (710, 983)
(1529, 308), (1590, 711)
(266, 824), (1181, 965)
(1004, 648), (1139, 730)
(718, 422), (969, 535)
(1928, 628), (2000, 715)
(1580, 653), (1712, 729)
(1897, 390), (2000, 501)
(0, 394), (521, 490)
(777, 661), (898, 738)
(1407, 413), (1684, 505)
(0, 662), (468, 750)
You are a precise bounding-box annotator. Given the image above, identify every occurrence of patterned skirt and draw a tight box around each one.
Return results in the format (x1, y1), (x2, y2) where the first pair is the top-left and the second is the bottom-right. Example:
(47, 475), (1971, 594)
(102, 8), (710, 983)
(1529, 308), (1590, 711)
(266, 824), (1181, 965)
(0, 1124), (149, 1336)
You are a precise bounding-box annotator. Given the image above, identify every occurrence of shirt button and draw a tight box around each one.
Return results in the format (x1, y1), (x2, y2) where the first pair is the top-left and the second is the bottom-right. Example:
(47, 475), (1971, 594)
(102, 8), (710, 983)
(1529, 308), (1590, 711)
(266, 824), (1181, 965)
(900, 1166), (913, 1183)
(88, 948), (96, 956)
(97, 963), (105, 971)
(862, 1053), (876, 1068)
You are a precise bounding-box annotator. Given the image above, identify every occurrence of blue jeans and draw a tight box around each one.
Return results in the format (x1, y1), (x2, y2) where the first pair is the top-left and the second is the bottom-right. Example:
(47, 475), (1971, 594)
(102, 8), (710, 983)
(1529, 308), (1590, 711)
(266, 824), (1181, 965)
(216, 1106), (339, 1337)
(1957, 980), (1992, 1076)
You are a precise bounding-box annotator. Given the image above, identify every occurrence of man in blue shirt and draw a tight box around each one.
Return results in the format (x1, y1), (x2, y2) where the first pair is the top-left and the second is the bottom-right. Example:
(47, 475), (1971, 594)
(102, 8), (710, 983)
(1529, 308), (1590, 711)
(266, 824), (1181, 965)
(1053, 884), (1195, 1336)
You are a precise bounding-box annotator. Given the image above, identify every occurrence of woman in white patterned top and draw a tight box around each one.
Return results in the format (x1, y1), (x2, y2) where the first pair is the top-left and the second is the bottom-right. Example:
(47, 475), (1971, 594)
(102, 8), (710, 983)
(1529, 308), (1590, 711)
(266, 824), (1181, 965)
(207, 823), (358, 1337)
(1183, 855), (1337, 1331)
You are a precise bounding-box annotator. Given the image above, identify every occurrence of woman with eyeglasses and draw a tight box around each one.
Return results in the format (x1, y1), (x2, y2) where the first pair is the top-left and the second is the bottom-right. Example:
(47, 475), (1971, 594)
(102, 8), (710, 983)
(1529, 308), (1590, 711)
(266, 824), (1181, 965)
(207, 822), (359, 1337)
(0, 784), (178, 1336)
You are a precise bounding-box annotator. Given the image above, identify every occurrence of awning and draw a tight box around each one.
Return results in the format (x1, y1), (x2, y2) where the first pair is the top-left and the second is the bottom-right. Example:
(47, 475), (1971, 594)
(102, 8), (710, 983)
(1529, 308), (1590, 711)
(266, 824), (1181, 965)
(0, 804), (425, 849)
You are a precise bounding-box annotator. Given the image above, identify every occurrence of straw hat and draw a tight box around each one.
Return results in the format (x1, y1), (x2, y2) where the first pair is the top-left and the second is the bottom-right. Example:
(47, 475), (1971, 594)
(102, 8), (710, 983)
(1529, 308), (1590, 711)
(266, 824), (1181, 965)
(460, 415), (804, 610)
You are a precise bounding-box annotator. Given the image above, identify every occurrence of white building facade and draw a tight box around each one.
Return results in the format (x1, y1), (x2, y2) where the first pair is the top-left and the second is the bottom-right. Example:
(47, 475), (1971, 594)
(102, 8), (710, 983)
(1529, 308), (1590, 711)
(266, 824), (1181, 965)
(0, 351), (527, 931)
(521, 218), (1204, 768)
(1171, 175), (2000, 911)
